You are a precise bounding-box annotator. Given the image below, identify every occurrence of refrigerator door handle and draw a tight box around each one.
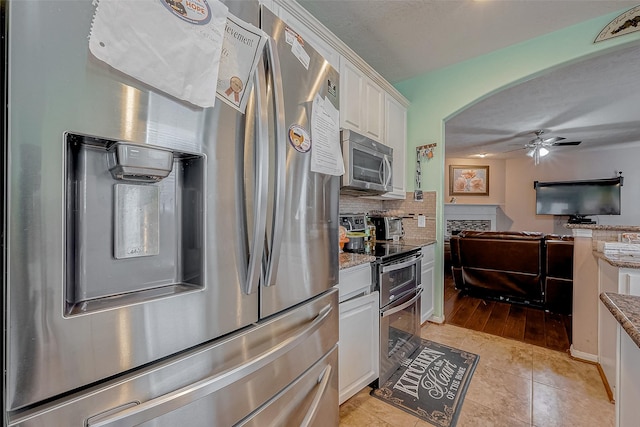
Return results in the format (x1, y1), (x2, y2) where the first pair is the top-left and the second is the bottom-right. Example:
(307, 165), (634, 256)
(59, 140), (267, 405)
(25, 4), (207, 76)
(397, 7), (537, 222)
(300, 365), (333, 427)
(85, 304), (333, 427)
(245, 54), (270, 295)
(264, 36), (286, 288)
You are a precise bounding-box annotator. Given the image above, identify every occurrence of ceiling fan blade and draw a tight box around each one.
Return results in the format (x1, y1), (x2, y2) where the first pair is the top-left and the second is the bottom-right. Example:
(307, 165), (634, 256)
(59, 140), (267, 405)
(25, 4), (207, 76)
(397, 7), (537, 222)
(541, 136), (565, 144)
(503, 147), (526, 153)
(553, 141), (582, 146)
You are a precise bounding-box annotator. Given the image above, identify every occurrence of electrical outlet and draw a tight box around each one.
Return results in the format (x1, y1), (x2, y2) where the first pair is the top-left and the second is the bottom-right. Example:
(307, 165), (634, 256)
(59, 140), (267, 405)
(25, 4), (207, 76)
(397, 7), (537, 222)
(418, 215), (426, 228)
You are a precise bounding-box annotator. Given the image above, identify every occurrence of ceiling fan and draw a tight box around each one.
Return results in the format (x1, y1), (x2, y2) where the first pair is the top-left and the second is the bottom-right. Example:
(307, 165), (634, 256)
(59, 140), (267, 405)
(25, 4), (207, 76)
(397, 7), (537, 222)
(525, 130), (581, 164)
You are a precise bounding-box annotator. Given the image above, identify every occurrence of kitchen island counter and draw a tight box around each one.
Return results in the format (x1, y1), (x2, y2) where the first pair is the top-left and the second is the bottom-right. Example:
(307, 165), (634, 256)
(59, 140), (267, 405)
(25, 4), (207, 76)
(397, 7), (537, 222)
(566, 224), (640, 232)
(600, 292), (640, 349)
(594, 250), (640, 270)
(600, 292), (640, 426)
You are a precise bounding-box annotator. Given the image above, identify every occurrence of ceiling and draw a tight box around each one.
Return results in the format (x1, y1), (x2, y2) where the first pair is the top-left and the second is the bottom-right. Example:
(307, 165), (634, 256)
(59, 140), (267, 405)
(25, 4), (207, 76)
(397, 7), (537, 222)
(297, 0), (640, 160)
(444, 42), (640, 159)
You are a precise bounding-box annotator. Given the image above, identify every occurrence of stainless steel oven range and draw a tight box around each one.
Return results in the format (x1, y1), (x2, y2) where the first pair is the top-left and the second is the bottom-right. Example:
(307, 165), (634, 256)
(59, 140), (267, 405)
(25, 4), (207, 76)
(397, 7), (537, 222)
(372, 244), (423, 386)
(339, 214), (423, 387)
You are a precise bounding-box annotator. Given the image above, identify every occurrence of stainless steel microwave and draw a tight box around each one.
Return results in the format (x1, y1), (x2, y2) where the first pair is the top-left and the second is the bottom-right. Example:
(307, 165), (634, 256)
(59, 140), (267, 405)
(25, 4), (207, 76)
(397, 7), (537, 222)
(340, 129), (393, 195)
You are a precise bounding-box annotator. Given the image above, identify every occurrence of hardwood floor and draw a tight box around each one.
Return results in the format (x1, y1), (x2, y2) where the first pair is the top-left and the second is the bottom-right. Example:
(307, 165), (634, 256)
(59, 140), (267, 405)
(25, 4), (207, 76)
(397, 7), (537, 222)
(443, 270), (572, 352)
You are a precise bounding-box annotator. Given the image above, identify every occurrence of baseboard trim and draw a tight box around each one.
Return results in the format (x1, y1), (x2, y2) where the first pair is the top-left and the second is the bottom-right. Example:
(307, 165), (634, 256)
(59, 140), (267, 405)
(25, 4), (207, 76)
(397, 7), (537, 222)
(596, 363), (615, 403)
(569, 345), (598, 363)
(424, 315), (445, 325)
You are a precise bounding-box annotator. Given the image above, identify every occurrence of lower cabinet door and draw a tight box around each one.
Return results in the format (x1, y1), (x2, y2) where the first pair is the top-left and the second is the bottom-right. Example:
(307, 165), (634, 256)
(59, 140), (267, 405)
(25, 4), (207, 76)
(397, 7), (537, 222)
(421, 245), (435, 323)
(338, 291), (379, 404)
(421, 261), (435, 323)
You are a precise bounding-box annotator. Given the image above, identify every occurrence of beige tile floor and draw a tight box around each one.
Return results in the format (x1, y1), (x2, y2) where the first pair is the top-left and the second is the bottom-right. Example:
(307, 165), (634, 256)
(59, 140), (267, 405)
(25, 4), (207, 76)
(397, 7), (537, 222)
(339, 323), (614, 427)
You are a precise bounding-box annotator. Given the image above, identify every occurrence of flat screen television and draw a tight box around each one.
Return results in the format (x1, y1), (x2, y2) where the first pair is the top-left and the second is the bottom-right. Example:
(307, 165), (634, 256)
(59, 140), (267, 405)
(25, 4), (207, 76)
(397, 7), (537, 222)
(534, 176), (623, 224)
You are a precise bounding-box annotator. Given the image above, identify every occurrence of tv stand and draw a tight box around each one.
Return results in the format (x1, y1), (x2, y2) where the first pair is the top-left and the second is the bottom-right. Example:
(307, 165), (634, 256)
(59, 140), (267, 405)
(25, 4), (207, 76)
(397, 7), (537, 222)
(568, 215), (595, 224)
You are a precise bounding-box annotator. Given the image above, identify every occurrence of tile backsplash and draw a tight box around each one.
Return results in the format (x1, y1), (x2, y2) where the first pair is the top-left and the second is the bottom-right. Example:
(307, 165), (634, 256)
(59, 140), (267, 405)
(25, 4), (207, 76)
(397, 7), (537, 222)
(339, 192), (436, 241)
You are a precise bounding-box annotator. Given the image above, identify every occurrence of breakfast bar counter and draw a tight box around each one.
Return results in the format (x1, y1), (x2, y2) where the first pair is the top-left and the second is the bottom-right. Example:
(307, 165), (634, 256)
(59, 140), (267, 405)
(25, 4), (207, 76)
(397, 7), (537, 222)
(599, 292), (640, 426)
(600, 292), (640, 349)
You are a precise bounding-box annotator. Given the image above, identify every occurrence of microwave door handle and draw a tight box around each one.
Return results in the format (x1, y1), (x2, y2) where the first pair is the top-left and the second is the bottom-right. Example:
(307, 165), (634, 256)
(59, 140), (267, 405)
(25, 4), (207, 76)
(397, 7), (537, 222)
(264, 36), (286, 288)
(381, 288), (423, 318)
(86, 304), (334, 427)
(381, 254), (423, 274)
(245, 55), (270, 295)
(384, 155), (392, 188)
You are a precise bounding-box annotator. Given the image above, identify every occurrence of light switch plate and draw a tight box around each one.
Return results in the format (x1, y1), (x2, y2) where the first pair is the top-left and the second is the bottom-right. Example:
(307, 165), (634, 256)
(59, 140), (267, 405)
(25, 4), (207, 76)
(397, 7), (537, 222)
(418, 215), (426, 228)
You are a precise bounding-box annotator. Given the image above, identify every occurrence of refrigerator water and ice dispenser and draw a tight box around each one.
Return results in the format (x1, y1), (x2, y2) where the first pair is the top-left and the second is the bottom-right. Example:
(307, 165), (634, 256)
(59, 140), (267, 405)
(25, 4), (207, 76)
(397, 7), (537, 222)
(65, 133), (205, 315)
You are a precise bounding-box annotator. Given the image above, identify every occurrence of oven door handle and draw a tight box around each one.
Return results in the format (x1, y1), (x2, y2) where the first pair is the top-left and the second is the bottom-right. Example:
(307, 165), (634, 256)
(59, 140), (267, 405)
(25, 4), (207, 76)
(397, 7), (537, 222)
(381, 254), (423, 274)
(381, 288), (422, 318)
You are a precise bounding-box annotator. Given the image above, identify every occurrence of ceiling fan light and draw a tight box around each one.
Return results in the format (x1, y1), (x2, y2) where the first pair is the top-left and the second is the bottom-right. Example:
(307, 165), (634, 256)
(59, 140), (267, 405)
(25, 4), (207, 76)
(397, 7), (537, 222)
(539, 147), (550, 157)
(526, 148), (535, 157)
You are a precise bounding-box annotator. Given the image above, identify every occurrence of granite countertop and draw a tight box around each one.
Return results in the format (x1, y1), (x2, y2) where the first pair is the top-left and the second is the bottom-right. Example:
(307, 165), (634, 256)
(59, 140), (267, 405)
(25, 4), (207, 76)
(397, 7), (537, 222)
(594, 251), (640, 269)
(566, 224), (640, 231)
(402, 238), (437, 247)
(600, 292), (640, 349)
(339, 252), (375, 270)
(338, 239), (435, 269)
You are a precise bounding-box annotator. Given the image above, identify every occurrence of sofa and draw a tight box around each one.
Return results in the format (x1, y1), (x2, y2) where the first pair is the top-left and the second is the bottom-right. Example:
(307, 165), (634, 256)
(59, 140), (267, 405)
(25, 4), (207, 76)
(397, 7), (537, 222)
(450, 230), (573, 314)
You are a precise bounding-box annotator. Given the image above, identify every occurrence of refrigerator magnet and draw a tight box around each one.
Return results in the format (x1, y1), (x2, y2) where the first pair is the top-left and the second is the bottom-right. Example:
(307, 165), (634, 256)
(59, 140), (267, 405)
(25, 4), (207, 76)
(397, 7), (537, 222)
(288, 124), (311, 153)
(285, 27), (304, 47)
(160, 0), (213, 25)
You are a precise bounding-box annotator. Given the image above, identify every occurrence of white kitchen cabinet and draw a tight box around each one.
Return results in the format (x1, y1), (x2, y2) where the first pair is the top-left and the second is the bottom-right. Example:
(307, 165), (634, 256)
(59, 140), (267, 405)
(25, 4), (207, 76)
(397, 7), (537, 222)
(380, 93), (407, 199)
(597, 259), (640, 398)
(339, 59), (384, 142)
(338, 291), (379, 405)
(616, 325), (640, 427)
(337, 263), (378, 405)
(338, 263), (371, 303)
(363, 78), (385, 141)
(340, 60), (364, 134)
(420, 244), (435, 324)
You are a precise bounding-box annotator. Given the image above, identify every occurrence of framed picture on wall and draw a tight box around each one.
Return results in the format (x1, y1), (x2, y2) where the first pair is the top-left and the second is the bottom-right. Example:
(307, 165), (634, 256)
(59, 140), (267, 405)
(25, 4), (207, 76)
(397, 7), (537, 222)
(449, 165), (489, 196)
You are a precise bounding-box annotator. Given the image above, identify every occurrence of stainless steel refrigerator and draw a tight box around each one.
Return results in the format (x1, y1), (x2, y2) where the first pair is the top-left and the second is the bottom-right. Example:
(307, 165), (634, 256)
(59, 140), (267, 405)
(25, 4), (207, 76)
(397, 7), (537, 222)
(2, 1), (340, 425)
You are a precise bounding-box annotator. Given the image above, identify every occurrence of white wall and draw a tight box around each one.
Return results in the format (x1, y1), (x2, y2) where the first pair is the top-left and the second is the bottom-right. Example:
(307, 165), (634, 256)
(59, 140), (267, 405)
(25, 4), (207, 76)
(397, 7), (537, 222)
(503, 144), (639, 233)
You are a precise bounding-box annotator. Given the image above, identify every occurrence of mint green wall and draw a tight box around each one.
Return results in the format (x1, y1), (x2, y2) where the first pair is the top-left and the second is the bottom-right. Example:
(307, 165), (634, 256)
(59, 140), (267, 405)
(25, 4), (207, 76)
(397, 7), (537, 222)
(394, 9), (640, 322)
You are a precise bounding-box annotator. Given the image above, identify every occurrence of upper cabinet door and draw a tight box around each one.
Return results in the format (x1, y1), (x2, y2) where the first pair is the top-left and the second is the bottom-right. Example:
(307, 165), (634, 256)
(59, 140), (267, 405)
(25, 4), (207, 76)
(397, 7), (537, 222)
(383, 93), (407, 198)
(340, 59), (384, 143)
(363, 78), (384, 142)
(340, 59), (365, 133)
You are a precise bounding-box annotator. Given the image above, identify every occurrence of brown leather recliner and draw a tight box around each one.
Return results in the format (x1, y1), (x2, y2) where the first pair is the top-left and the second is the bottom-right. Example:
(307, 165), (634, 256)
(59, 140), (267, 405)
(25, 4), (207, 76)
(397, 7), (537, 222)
(450, 230), (574, 312)
(450, 231), (546, 306)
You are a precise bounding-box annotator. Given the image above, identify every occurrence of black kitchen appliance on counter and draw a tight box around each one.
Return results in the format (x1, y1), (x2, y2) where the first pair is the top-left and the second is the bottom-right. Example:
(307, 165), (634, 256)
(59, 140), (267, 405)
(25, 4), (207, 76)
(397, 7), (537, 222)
(368, 215), (404, 241)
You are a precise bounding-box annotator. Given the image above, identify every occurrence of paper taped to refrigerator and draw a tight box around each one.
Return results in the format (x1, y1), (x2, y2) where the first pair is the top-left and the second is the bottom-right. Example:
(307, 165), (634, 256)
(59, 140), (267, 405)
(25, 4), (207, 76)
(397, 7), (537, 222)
(89, 0), (228, 108)
(311, 94), (344, 176)
(216, 14), (268, 112)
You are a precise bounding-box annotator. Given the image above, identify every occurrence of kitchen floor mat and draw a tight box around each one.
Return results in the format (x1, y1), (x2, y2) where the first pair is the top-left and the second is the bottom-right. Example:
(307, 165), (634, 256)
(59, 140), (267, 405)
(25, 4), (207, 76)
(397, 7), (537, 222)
(371, 339), (479, 427)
